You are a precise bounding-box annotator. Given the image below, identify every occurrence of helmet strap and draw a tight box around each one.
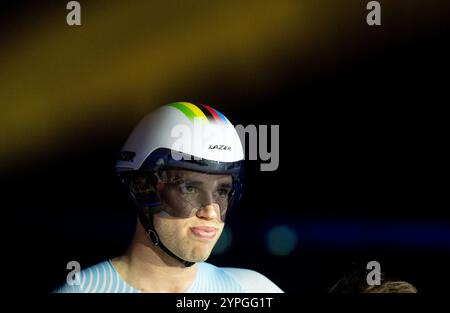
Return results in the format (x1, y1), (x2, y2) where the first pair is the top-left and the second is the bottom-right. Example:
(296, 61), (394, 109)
(137, 211), (195, 267)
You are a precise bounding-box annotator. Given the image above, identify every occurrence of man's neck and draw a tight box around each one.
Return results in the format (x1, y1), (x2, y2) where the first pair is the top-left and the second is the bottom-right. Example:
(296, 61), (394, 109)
(112, 225), (198, 293)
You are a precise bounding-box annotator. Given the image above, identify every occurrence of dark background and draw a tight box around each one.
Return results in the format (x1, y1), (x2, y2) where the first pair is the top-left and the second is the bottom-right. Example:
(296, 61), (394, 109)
(1, 0), (449, 293)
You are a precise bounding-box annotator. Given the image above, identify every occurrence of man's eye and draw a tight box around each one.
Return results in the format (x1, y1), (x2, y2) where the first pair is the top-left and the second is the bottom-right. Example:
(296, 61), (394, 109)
(180, 184), (196, 194)
(217, 189), (230, 197)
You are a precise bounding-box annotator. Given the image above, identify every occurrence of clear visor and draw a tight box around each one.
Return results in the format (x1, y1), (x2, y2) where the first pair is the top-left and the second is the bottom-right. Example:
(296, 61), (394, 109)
(129, 169), (234, 222)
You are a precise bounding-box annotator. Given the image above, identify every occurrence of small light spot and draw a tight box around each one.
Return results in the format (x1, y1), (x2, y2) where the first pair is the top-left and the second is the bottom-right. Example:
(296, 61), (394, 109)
(266, 225), (298, 256)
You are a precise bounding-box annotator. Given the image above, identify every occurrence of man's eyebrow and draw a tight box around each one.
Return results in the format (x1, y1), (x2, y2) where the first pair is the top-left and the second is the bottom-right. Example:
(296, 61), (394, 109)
(174, 178), (232, 188)
(169, 172), (232, 185)
(173, 177), (205, 186)
(218, 182), (233, 189)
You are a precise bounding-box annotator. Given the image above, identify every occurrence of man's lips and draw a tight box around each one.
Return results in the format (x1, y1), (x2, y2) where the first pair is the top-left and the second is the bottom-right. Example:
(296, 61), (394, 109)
(190, 227), (217, 239)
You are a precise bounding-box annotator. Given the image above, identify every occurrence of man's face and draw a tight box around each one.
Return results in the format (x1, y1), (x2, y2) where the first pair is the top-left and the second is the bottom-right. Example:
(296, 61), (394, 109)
(153, 169), (233, 263)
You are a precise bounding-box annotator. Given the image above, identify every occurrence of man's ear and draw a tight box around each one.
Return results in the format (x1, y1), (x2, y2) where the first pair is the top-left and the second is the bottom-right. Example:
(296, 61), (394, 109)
(155, 181), (165, 192)
(151, 172), (165, 192)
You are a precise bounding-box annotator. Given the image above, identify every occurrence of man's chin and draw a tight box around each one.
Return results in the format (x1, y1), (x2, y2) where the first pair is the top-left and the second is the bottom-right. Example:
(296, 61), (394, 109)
(187, 255), (210, 263)
(183, 250), (213, 263)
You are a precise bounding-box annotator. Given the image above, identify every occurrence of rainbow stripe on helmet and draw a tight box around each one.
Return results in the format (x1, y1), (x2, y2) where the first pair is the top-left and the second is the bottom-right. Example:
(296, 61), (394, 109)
(168, 102), (230, 124)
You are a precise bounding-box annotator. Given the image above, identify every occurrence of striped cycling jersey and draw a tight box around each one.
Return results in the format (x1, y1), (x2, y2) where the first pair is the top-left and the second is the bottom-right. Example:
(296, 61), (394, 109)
(54, 260), (283, 293)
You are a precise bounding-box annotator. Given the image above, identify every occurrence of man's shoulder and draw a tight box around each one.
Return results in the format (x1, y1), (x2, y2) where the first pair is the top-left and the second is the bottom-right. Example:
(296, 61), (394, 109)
(53, 260), (116, 293)
(202, 263), (283, 293)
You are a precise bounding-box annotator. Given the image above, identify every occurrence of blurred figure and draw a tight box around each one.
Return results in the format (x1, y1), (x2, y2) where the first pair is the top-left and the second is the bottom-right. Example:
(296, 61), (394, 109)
(329, 263), (417, 294)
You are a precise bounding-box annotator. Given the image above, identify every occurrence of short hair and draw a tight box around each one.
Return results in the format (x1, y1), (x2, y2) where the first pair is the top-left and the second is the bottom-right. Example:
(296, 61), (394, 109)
(363, 281), (417, 293)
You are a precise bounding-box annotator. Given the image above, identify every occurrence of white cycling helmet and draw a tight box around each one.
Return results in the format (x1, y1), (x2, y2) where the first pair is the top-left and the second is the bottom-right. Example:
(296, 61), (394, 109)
(115, 102), (245, 266)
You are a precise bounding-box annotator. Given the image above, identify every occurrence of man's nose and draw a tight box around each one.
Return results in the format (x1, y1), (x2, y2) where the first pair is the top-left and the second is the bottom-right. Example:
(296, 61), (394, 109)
(196, 195), (221, 221)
